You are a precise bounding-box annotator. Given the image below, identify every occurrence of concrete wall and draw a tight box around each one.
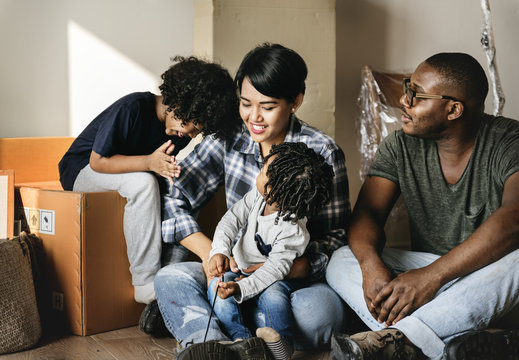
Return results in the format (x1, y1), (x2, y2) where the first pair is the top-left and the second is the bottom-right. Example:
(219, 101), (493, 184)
(194, 0), (336, 138)
(0, 0), (193, 137)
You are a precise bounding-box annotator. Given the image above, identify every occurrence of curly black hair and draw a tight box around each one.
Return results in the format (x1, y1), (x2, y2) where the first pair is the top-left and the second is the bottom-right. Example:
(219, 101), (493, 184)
(159, 56), (241, 141)
(262, 142), (334, 224)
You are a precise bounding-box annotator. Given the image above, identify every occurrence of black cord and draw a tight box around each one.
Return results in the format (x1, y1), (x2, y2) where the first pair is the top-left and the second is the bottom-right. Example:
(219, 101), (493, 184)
(203, 275), (222, 343)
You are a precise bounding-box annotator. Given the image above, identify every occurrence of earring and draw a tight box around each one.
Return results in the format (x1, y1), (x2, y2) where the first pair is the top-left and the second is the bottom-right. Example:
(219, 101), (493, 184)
(291, 108), (295, 113)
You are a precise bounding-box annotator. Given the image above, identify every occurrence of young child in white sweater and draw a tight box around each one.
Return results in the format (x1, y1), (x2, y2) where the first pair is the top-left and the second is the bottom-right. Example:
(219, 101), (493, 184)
(207, 142), (334, 360)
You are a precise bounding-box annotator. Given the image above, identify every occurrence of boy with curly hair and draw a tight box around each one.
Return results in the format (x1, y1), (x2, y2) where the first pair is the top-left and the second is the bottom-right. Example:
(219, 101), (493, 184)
(204, 142), (334, 360)
(58, 56), (240, 304)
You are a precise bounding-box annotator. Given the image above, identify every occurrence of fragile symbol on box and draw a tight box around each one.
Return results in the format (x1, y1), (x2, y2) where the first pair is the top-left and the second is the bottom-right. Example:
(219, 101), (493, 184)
(39, 209), (55, 234)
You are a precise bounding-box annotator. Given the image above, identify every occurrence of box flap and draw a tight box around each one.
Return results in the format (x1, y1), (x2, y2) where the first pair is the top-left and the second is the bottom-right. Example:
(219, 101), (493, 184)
(0, 137), (74, 184)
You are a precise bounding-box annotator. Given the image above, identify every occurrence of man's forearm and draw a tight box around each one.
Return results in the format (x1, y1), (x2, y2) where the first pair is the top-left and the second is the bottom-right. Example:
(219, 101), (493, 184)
(425, 205), (519, 288)
(348, 210), (387, 268)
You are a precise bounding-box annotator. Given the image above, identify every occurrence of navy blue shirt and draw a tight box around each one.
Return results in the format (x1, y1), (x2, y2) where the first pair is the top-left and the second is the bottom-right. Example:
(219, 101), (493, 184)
(59, 92), (190, 190)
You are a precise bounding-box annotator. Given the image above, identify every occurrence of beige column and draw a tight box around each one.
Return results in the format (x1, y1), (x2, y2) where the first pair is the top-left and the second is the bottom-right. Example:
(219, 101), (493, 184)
(194, 0), (336, 137)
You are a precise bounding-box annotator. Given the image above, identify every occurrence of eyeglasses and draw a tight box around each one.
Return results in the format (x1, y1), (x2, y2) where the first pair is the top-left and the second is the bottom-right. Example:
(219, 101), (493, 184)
(403, 78), (464, 107)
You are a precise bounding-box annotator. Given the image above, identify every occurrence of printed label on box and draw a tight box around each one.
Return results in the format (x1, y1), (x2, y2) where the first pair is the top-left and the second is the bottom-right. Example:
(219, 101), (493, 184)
(20, 207), (55, 235)
(39, 209), (55, 234)
(28, 209), (39, 232)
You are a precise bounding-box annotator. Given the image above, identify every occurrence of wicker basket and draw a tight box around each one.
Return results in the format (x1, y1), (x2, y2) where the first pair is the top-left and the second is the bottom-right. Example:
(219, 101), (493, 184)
(0, 232), (42, 354)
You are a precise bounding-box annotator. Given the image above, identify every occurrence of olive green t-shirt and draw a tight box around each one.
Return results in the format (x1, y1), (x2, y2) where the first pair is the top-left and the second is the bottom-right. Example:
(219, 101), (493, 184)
(368, 115), (519, 255)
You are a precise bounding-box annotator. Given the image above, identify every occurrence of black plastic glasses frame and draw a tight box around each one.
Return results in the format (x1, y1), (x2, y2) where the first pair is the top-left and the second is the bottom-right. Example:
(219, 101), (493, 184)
(403, 78), (464, 107)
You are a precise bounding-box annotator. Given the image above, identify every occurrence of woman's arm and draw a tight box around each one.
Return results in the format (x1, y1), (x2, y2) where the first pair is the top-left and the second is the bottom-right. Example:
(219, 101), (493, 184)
(162, 136), (226, 245)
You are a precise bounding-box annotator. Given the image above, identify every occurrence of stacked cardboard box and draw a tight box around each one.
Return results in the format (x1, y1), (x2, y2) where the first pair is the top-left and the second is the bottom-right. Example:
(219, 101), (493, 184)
(0, 137), (145, 336)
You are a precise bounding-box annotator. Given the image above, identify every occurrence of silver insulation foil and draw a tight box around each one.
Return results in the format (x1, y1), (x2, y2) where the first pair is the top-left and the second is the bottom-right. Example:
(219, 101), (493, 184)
(356, 66), (411, 232)
(481, 0), (505, 116)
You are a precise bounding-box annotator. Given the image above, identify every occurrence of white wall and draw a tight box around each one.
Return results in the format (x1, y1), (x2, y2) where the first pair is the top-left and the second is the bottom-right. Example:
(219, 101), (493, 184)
(0, 0), (193, 137)
(336, 0), (519, 206)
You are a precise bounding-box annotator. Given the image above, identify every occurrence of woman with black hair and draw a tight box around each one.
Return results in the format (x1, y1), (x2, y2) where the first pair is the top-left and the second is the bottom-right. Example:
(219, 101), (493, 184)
(155, 43), (351, 358)
(58, 56), (240, 304)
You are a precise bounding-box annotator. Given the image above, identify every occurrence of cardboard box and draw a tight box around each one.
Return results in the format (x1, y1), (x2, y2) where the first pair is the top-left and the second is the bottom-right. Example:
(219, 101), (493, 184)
(0, 137), (145, 335)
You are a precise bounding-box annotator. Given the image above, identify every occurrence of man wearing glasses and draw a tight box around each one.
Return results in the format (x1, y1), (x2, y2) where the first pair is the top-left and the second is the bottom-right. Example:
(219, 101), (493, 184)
(327, 53), (519, 359)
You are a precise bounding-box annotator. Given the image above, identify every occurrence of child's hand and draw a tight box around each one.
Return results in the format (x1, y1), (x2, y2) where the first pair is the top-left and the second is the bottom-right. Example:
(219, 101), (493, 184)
(217, 280), (241, 299)
(148, 140), (181, 184)
(208, 254), (229, 278)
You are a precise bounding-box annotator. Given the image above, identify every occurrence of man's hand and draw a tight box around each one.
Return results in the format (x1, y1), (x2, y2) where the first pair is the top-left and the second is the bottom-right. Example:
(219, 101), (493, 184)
(147, 140), (180, 183)
(361, 263), (394, 320)
(372, 266), (441, 326)
(217, 280), (241, 299)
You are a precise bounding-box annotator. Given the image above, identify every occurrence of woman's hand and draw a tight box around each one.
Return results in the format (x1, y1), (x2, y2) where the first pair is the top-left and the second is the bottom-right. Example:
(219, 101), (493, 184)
(147, 140), (180, 183)
(241, 262), (264, 274)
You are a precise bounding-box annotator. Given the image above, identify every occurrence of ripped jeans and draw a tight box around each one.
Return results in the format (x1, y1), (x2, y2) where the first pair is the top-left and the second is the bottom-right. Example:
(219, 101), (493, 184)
(207, 271), (302, 346)
(155, 261), (345, 350)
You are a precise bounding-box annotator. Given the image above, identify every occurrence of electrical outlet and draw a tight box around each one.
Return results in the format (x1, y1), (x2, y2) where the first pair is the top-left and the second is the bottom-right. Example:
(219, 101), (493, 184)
(52, 292), (64, 311)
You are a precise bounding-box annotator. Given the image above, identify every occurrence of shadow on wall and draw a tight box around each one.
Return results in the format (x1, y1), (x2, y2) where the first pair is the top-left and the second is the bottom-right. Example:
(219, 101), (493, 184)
(336, 0), (388, 206)
(0, 0), (192, 138)
(336, 1), (411, 248)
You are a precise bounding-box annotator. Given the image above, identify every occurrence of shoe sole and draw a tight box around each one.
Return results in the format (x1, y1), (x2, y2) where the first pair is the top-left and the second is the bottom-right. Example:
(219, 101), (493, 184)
(176, 341), (236, 360)
(443, 329), (519, 360)
(176, 338), (274, 360)
(330, 332), (363, 360)
(227, 337), (274, 360)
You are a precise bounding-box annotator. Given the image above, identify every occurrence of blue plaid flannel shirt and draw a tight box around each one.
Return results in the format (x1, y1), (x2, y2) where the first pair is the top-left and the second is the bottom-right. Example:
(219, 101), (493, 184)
(161, 117), (351, 280)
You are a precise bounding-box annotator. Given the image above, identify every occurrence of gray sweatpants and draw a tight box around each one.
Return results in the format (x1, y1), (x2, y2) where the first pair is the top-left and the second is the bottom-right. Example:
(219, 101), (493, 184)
(73, 164), (162, 286)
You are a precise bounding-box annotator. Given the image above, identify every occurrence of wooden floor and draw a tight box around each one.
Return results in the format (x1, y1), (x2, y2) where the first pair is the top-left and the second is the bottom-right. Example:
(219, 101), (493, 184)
(1, 326), (330, 360)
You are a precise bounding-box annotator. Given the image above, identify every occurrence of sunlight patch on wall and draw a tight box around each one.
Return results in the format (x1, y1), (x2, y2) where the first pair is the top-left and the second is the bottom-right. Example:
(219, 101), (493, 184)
(67, 21), (159, 136)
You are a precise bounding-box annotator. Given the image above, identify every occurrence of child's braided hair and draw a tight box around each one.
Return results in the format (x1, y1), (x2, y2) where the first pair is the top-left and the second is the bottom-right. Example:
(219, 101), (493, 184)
(263, 142), (334, 224)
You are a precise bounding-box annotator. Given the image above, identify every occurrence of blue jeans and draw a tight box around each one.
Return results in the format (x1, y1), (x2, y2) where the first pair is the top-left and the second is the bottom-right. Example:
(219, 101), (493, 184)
(155, 261), (345, 350)
(207, 271), (302, 344)
(326, 246), (519, 359)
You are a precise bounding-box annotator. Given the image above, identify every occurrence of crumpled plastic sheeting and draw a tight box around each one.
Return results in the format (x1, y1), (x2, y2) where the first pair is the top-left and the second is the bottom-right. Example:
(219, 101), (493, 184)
(480, 0), (505, 116)
(357, 65), (408, 181)
(356, 66), (411, 239)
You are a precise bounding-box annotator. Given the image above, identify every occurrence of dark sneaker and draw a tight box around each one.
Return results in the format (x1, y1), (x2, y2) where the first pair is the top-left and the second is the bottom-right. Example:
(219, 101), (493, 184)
(331, 329), (418, 360)
(176, 337), (274, 360)
(443, 329), (519, 360)
(138, 300), (170, 337)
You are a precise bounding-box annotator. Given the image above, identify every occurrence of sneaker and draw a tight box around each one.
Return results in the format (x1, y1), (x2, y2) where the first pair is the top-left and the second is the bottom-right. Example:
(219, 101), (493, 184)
(443, 329), (519, 360)
(138, 300), (170, 337)
(331, 329), (418, 360)
(176, 337), (274, 360)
